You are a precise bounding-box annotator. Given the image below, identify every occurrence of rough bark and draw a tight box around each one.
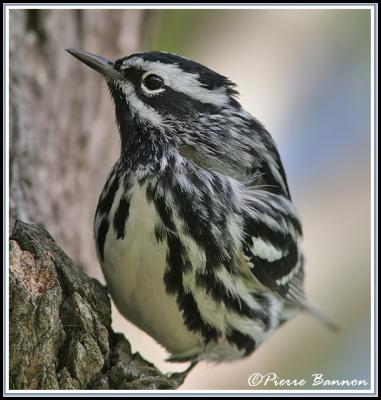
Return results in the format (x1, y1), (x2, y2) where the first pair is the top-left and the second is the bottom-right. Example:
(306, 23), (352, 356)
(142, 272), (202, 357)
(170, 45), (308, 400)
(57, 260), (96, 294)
(9, 221), (190, 390)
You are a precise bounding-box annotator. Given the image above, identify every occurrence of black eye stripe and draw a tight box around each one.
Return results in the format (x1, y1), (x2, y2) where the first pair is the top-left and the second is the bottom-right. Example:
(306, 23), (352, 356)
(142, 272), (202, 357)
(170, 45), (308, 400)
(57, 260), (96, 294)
(143, 74), (164, 91)
(119, 67), (142, 85)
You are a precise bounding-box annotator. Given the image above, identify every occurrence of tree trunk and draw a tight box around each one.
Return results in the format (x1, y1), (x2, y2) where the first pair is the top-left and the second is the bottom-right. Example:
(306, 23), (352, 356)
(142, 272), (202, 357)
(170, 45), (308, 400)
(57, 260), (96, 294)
(8, 9), (189, 390)
(9, 221), (190, 389)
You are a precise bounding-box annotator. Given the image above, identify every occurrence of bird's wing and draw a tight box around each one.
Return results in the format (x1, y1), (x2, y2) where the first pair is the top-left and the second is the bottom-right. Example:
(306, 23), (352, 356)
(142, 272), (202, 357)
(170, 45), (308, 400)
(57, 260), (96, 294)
(240, 189), (306, 307)
(240, 188), (338, 330)
(178, 139), (304, 305)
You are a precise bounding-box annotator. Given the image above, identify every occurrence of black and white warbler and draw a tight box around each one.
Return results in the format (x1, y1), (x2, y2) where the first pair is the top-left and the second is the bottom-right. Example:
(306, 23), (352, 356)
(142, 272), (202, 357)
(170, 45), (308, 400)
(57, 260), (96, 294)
(67, 49), (336, 363)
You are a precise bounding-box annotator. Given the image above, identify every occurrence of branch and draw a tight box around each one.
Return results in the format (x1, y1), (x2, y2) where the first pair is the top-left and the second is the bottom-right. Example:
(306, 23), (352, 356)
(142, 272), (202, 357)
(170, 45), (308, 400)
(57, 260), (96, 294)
(9, 220), (190, 390)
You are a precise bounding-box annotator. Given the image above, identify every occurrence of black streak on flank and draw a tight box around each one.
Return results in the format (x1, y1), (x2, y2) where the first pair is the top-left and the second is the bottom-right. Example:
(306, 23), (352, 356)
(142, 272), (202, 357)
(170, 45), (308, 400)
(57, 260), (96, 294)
(163, 226), (192, 295)
(195, 271), (271, 331)
(154, 224), (166, 243)
(154, 193), (219, 344)
(227, 329), (256, 356)
(178, 292), (219, 344)
(163, 234), (187, 295)
(154, 196), (176, 232)
(97, 218), (109, 261)
(154, 194), (191, 293)
(113, 197), (130, 239)
(164, 229), (219, 344)
(168, 173), (234, 273)
(98, 174), (119, 215)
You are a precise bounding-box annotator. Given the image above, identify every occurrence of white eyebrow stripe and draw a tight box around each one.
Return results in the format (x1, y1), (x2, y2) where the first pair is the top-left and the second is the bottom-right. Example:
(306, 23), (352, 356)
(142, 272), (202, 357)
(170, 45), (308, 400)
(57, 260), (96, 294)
(122, 58), (230, 107)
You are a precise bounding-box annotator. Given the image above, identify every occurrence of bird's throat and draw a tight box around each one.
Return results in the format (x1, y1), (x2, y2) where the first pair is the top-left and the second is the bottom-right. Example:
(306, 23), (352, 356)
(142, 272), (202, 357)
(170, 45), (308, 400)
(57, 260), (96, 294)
(108, 83), (166, 170)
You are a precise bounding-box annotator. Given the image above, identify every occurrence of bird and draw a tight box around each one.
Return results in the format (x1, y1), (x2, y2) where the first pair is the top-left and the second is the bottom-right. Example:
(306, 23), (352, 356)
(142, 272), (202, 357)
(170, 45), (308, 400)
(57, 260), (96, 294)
(67, 48), (336, 364)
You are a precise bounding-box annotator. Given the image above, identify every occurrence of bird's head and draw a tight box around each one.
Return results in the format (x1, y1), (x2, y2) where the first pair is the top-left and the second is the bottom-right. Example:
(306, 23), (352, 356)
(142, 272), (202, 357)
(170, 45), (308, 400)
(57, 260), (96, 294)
(67, 49), (266, 178)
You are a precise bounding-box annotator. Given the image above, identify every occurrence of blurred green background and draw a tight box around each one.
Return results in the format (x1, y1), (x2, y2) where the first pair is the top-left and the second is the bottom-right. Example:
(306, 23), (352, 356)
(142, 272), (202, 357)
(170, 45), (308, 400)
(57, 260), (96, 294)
(108, 9), (372, 391)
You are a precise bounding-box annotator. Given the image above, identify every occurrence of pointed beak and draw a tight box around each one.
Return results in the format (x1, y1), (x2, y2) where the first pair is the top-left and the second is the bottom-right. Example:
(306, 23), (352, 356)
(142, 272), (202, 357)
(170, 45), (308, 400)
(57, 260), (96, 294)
(66, 49), (122, 81)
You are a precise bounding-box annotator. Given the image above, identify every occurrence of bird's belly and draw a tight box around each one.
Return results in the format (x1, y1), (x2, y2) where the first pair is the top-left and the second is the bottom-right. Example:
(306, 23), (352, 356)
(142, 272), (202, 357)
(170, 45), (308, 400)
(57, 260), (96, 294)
(100, 181), (201, 355)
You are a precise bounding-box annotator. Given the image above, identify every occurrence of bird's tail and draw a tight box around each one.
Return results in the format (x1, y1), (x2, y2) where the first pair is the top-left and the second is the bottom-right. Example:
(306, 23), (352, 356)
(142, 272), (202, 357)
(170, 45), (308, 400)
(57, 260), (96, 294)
(302, 301), (339, 332)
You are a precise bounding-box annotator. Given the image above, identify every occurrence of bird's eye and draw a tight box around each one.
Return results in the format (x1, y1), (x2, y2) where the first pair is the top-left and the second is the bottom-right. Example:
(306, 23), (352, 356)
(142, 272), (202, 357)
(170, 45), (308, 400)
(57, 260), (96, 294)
(142, 74), (164, 92)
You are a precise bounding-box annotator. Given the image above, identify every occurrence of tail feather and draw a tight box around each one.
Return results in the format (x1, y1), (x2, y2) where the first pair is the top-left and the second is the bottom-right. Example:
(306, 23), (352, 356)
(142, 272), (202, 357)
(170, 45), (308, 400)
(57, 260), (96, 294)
(303, 301), (339, 332)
